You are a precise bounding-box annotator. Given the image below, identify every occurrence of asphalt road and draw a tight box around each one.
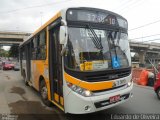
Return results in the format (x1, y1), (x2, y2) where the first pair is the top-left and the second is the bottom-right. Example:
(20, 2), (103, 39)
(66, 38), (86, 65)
(0, 70), (160, 120)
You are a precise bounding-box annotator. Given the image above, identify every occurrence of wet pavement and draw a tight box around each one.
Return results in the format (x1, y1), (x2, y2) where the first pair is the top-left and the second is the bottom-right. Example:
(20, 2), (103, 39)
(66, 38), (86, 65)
(0, 70), (63, 120)
(0, 70), (160, 120)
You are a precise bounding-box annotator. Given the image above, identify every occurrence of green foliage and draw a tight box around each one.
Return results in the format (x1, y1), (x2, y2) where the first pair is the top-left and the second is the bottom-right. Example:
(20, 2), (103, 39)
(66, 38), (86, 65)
(8, 45), (19, 57)
(0, 49), (9, 57)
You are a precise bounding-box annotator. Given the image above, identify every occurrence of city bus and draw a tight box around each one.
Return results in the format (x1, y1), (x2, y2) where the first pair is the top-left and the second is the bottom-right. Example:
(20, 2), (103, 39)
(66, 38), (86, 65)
(19, 7), (133, 114)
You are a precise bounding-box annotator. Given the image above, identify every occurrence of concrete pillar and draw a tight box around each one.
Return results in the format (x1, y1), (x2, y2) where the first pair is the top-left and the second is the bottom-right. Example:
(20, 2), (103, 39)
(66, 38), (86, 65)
(138, 50), (146, 64)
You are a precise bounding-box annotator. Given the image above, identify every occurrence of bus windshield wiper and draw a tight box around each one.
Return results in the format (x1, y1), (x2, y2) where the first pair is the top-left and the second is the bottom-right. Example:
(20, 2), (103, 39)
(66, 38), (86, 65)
(108, 31), (118, 58)
(116, 31), (127, 56)
(85, 24), (103, 51)
(111, 31), (129, 64)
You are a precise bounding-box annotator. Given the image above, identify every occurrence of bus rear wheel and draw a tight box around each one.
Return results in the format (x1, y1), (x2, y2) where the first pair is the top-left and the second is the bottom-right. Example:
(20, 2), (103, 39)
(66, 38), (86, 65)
(40, 80), (52, 107)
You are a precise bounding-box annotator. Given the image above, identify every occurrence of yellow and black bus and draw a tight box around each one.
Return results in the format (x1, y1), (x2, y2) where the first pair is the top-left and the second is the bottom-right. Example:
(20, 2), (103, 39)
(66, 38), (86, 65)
(19, 7), (133, 114)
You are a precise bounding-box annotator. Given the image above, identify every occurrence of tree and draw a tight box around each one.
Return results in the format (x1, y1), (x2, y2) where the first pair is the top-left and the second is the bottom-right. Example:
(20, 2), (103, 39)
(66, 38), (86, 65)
(0, 48), (9, 57)
(9, 45), (19, 58)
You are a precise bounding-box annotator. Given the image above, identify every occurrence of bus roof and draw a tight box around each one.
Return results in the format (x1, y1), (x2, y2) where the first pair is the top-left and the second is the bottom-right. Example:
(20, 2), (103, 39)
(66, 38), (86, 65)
(20, 7), (127, 47)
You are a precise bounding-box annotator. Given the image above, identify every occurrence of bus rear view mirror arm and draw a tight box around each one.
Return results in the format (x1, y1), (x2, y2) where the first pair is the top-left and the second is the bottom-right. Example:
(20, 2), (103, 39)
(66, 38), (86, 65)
(61, 46), (67, 56)
(60, 21), (68, 56)
(59, 26), (67, 45)
(60, 20), (68, 45)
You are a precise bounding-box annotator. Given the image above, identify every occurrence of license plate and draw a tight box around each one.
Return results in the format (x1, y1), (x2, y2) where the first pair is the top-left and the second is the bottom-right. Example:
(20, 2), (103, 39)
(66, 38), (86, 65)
(109, 95), (120, 103)
(114, 79), (126, 87)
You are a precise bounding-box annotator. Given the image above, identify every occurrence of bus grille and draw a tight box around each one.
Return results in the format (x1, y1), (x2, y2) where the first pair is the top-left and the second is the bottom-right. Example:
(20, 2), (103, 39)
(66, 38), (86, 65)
(85, 69), (131, 82)
(92, 84), (126, 93)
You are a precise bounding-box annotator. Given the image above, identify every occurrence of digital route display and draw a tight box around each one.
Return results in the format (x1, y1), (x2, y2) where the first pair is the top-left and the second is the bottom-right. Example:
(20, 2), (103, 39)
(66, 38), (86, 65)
(66, 8), (128, 29)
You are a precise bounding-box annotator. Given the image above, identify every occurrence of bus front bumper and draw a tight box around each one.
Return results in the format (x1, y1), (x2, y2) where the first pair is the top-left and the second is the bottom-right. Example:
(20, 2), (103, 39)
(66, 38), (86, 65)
(64, 83), (133, 114)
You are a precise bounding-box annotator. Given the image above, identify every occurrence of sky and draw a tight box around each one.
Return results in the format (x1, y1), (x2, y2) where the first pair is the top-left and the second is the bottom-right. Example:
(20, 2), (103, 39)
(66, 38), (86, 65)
(1, 0), (160, 51)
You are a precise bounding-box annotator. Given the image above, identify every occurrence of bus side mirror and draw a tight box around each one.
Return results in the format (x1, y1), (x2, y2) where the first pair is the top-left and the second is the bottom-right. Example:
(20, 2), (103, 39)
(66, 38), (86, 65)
(59, 26), (67, 45)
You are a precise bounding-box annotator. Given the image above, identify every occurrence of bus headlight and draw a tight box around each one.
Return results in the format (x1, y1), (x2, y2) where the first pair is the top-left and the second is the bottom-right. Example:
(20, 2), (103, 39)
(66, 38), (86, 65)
(127, 79), (133, 87)
(67, 82), (93, 97)
(83, 90), (92, 97)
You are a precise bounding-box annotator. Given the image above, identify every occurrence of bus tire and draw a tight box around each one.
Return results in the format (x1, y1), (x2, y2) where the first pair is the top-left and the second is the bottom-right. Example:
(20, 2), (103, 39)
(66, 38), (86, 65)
(156, 88), (160, 100)
(40, 80), (52, 107)
(23, 70), (28, 86)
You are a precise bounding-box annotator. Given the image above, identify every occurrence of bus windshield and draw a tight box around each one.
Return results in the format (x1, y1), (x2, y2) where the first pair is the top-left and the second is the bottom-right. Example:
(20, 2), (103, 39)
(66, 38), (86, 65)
(64, 27), (131, 71)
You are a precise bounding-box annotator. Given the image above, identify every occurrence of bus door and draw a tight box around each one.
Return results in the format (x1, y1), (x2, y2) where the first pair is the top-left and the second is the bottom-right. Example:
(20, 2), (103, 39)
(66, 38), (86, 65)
(25, 43), (31, 82)
(49, 23), (64, 107)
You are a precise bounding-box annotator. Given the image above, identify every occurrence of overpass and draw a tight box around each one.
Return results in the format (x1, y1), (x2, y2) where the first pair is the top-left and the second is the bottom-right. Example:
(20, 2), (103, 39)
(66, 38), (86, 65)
(0, 31), (31, 45)
(130, 41), (160, 64)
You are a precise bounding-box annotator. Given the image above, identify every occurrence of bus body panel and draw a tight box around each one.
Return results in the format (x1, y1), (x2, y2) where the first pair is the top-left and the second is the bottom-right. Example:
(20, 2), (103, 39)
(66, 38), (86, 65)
(63, 70), (133, 114)
(64, 81), (133, 114)
(30, 61), (36, 88)
(30, 60), (43, 89)
(64, 72), (132, 91)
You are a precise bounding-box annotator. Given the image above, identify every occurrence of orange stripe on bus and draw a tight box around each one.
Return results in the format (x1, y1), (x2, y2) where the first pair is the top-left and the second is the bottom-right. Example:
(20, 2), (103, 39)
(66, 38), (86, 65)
(60, 96), (64, 106)
(54, 93), (59, 103)
(64, 72), (113, 91)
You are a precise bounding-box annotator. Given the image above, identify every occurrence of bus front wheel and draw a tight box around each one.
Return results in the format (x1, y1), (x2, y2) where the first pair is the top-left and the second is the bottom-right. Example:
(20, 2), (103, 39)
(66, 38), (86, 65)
(40, 80), (52, 107)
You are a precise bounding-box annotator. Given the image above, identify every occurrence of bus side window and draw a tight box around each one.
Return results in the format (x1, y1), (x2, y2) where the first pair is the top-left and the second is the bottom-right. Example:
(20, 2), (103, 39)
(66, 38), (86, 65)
(37, 31), (46, 60)
(22, 48), (26, 60)
(31, 38), (37, 60)
(36, 35), (40, 59)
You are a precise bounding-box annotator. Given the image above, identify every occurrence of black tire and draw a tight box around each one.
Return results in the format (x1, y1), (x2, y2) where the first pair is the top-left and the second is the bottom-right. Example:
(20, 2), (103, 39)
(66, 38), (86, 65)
(40, 80), (52, 107)
(23, 70), (29, 86)
(156, 88), (160, 100)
